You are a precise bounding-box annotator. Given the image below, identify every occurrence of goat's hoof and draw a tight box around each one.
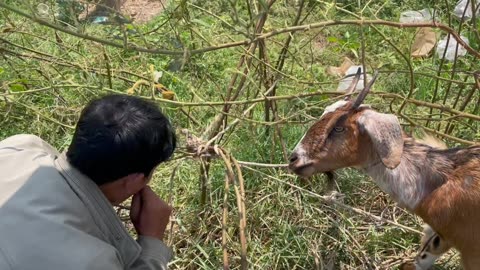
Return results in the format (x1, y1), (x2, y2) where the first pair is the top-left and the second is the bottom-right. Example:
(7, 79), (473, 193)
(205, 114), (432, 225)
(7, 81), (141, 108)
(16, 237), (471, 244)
(398, 262), (416, 270)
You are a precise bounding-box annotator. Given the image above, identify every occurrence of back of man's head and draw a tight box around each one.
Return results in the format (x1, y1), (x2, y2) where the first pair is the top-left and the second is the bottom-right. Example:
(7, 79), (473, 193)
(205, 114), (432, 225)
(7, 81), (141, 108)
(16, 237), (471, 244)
(67, 94), (176, 185)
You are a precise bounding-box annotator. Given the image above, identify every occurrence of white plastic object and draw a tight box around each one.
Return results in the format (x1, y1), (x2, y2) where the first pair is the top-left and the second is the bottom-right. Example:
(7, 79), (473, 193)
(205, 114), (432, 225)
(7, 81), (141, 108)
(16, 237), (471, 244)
(453, 0), (480, 20)
(435, 35), (469, 61)
(153, 71), (163, 83)
(400, 8), (433, 23)
(336, 66), (372, 92)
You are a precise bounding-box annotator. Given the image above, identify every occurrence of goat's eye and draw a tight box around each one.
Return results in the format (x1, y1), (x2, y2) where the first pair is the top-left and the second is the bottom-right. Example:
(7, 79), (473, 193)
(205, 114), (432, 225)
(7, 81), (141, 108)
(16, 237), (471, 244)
(333, 126), (345, 133)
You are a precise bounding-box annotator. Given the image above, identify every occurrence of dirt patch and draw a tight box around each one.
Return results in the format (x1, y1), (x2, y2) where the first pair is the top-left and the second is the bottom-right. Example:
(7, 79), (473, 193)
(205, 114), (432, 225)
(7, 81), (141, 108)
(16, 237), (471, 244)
(313, 32), (327, 52)
(80, 0), (167, 24)
(121, 0), (166, 23)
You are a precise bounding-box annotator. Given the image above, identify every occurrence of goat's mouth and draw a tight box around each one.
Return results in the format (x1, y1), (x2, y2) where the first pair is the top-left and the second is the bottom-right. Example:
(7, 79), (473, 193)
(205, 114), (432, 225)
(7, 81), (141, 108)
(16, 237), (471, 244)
(289, 161), (337, 180)
(289, 161), (316, 178)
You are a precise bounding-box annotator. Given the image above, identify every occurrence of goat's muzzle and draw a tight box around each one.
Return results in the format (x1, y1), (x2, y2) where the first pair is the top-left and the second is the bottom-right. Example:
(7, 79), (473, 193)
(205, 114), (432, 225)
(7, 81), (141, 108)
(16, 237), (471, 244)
(288, 151), (315, 177)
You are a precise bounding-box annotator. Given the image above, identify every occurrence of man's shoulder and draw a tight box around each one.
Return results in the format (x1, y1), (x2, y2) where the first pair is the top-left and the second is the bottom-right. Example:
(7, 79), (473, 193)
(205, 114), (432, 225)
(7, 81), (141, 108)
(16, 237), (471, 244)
(1, 134), (44, 145)
(0, 134), (63, 206)
(0, 134), (60, 156)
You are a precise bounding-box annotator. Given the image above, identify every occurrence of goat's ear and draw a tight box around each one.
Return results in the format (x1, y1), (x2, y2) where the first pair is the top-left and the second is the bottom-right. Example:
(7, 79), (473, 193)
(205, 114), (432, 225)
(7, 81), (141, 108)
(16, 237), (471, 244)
(357, 110), (404, 169)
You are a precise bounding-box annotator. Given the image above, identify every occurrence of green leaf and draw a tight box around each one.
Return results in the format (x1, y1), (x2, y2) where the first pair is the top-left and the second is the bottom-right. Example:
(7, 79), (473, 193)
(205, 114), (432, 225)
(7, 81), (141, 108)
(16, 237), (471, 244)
(9, 84), (26, 92)
(350, 48), (359, 58)
(191, 19), (211, 28)
(327, 36), (339, 43)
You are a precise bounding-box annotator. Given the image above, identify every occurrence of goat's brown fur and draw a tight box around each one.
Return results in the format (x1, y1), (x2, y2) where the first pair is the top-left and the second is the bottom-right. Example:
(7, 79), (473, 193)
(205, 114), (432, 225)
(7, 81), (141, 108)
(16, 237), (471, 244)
(415, 147), (480, 267)
(289, 72), (480, 269)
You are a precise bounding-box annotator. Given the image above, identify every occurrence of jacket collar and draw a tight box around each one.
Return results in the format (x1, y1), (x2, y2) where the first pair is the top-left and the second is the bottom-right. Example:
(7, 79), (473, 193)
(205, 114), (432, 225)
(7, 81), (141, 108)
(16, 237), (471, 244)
(54, 152), (141, 267)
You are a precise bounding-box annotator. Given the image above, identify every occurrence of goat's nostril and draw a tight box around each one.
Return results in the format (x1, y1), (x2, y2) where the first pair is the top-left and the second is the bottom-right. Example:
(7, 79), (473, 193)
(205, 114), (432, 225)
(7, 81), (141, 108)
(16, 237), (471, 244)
(289, 153), (299, 163)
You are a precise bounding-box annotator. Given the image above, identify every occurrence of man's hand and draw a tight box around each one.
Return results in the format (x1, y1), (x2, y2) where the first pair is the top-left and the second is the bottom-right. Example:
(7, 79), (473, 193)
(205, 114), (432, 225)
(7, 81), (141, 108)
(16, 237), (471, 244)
(130, 186), (172, 241)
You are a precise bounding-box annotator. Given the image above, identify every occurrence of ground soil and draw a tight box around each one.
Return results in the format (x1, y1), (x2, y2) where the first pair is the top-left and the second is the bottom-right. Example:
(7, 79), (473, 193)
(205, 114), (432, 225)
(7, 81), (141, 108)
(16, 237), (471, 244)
(80, 0), (166, 24)
(121, 0), (166, 23)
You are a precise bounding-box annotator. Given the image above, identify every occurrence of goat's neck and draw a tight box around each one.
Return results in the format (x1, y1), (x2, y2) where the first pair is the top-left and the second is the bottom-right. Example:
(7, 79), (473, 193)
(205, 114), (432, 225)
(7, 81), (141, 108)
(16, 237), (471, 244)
(361, 138), (451, 211)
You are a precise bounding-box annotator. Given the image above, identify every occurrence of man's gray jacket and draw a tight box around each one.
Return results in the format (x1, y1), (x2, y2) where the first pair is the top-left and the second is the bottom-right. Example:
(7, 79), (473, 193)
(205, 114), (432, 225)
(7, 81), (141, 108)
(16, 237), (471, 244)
(0, 134), (172, 270)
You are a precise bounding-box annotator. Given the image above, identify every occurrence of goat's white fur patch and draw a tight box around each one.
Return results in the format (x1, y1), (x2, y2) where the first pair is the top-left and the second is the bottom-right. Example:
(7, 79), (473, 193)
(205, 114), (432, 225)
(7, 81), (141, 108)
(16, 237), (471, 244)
(321, 100), (348, 117)
(293, 133), (306, 154)
(292, 139), (312, 163)
(364, 145), (449, 211)
(414, 255), (440, 270)
(366, 162), (425, 210)
(292, 143), (306, 158)
(291, 133), (314, 172)
(464, 175), (474, 187)
(321, 101), (371, 117)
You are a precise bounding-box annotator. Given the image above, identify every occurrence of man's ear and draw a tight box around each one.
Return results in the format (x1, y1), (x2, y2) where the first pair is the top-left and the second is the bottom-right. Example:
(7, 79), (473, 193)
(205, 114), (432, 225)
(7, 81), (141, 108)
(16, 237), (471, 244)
(357, 110), (404, 169)
(123, 173), (147, 195)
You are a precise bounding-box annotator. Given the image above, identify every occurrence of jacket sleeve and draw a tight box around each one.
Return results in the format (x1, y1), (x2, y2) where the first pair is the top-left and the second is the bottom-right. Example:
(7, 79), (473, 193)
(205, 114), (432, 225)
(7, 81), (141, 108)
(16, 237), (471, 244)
(128, 236), (173, 270)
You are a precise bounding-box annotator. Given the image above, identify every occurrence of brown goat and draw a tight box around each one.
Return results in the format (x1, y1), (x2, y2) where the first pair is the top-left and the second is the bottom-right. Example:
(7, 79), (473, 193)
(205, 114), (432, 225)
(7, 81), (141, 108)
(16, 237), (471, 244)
(288, 70), (480, 269)
(400, 224), (452, 270)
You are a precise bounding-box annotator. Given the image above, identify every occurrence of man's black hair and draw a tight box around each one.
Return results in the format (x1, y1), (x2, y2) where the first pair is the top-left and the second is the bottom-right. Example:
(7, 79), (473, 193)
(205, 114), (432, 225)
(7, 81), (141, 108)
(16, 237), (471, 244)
(67, 94), (176, 185)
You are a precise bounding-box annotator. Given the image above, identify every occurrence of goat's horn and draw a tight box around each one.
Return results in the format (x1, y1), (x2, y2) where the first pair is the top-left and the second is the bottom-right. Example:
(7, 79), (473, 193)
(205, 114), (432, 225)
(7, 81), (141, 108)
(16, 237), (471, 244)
(344, 67), (362, 100)
(352, 69), (379, 109)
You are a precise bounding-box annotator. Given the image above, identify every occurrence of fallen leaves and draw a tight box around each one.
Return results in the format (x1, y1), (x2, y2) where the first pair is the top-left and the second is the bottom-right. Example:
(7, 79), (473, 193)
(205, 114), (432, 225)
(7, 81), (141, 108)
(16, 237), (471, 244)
(411, 27), (437, 58)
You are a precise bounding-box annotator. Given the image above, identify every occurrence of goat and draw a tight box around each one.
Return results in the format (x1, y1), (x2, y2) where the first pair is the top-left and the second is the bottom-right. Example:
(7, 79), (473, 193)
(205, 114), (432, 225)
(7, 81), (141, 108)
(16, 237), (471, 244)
(288, 69), (480, 269)
(400, 224), (452, 270)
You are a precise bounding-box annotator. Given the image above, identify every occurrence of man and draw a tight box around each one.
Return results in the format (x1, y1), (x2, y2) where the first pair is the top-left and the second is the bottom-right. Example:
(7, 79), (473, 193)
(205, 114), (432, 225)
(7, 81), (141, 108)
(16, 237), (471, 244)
(0, 94), (176, 270)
